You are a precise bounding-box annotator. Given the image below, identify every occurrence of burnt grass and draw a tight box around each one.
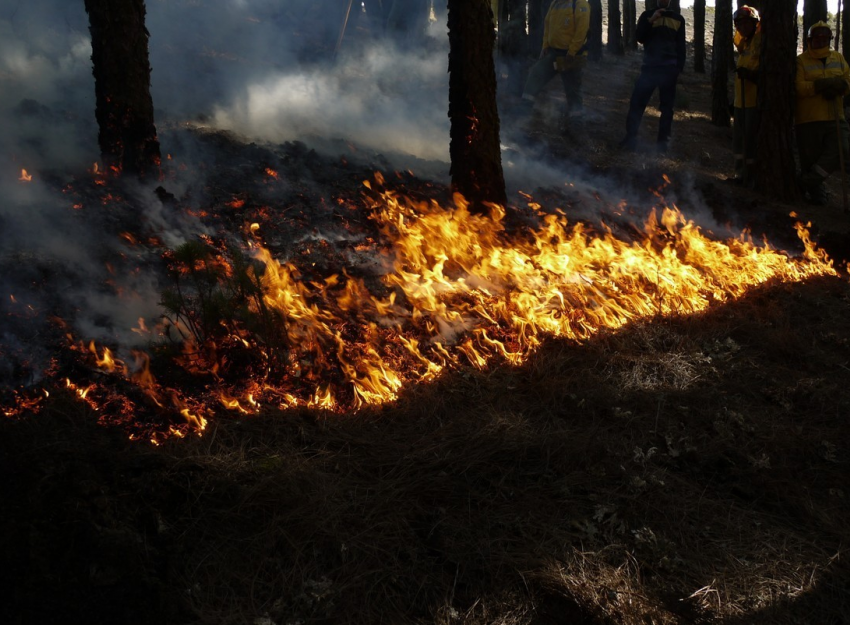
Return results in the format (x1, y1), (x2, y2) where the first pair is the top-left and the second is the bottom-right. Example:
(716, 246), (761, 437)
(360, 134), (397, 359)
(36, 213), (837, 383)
(4, 64), (850, 624)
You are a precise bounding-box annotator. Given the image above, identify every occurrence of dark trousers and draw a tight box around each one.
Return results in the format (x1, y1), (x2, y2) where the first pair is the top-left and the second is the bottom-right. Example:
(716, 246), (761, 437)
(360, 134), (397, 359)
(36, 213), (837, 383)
(625, 65), (679, 144)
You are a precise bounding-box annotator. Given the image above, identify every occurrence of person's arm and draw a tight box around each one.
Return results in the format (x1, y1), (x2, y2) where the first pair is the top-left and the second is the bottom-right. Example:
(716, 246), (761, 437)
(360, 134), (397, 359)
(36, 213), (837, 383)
(568, 0), (591, 56)
(796, 55), (816, 98)
(635, 11), (652, 44)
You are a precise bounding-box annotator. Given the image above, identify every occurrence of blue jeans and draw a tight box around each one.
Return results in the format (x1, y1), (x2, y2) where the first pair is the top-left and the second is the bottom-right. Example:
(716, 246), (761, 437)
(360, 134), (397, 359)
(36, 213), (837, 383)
(625, 65), (679, 143)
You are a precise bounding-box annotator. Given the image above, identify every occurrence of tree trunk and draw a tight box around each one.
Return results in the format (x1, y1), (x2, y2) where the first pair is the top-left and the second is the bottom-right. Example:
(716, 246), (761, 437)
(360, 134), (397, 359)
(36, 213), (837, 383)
(528, 0), (546, 57)
(497, 0), (527, 96)
(752, 0), (799, 200)
(447, 0), (507, 212)
(624, 0), (637, 51)
(837, 0), (843, 52)
(608, 0), (623, 54)
(84, 0), (160, 178)
(844, 0), (850, 59)
(710, 0), (733, 126)
(694, 0), (706, 73)
(802, 0), (828, 51)
(587, 0), (603, 61)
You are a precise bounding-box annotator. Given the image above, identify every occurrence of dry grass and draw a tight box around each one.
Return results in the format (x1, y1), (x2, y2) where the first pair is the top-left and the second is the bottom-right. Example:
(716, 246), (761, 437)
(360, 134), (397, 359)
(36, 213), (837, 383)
(3, 275), (849, 624)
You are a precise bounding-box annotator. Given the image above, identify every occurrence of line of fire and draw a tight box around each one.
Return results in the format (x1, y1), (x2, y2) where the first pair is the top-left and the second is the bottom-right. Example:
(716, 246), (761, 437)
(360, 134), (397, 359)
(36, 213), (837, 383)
(0, 0), (844, 447)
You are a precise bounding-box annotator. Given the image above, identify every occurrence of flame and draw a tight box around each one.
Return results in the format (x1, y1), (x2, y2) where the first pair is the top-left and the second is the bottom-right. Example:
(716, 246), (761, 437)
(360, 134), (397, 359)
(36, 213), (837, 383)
(3, 173), (838, 443)
(19, 169), (32, 182)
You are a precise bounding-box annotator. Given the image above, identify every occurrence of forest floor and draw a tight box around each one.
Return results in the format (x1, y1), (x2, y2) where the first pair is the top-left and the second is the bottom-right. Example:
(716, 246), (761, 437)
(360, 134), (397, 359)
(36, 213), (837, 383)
(3, 22), (850, 625)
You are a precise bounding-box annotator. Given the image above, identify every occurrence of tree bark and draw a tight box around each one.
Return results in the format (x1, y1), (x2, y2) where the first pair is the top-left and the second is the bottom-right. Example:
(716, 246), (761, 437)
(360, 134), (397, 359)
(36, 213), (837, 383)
(694, 0), (706, 73)
(608, 0), (623, 54)
(844, 0), (850, 59)
(752, 0), (799, 200)
(588, 0), (603, 61)
(802, 0), (828, 51)
(528, 0), (546, 57)
(85, 0), (160, 178)
(447, 0), (507, 212)
(623, 0), (637, 51)
(711, 0), (733, 126)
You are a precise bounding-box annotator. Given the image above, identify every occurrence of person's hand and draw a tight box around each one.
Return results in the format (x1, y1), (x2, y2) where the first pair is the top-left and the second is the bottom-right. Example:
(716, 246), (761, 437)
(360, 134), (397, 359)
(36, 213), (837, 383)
(735, 67), (759, 82)
(828, 77), (849, 96)
(649, 8), (665, 23)
(814, 78), (831, 94)
(540, 47), (549, 59)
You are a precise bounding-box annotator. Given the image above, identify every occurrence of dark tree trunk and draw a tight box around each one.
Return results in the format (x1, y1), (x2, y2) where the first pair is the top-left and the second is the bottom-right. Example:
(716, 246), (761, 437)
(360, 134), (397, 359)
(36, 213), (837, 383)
(528, 0), (546, 56)
(608, 0), (623, 55)
(694, 0), (706, 73)
(844, 0), (850, 59)
(624, 0), (637, 51)
(803, 0), (828, 51)
(588, 0), (603, 61)
(447, 0), (507, 212)
(753, 0), (799, 200)
(711, 0), (733, 126)
(495, 0), (526, 96)
(84, 0), (160, 178)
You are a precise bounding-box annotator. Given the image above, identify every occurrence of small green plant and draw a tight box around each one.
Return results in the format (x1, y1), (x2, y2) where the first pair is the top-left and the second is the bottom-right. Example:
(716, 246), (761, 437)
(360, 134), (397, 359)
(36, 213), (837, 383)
(160, 239), (288, 377)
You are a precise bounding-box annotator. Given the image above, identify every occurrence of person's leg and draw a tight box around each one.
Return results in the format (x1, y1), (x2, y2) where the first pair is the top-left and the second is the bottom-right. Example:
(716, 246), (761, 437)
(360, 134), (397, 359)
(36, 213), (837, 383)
(656, 67), (678, 148)
(623, 69), (657, 147)
(559, 59), (586, 114)
(743, 108), (760, 181)
(733, 107), (745, 179)
(522, 52), (558, 101)
(797, 122), (832, 204)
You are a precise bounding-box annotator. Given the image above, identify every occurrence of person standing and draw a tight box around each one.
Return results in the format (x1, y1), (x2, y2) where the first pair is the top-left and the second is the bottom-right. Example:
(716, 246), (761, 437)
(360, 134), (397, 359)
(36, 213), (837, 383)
(731, 6), (761, 184)
(518, 0), (591, 120)
(796, 21), (850, 205)
(618, 0), (686, 152)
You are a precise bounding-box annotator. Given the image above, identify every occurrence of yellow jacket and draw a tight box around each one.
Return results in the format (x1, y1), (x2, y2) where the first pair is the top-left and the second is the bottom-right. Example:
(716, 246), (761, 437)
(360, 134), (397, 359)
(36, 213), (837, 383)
(796, 48), (850, 124)
(734, 27), (761, 109)
(543, 0), (590, 57)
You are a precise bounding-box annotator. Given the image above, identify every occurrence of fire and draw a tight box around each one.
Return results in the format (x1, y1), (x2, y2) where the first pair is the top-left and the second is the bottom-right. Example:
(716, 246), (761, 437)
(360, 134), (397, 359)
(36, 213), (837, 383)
(1, 172), (838, 443)
(222, 179), (835, 414)
(19, 169), (32, 182)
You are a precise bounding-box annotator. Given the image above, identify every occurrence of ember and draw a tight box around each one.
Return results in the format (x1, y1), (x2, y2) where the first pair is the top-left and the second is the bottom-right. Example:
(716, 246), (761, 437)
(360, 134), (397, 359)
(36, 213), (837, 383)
(18, 168), (32, 182)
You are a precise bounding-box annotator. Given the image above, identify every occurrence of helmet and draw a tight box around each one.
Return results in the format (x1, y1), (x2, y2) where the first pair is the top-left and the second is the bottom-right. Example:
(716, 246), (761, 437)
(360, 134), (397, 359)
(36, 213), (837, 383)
(733, 6), (760, 22)
(808, 20), (832, 39)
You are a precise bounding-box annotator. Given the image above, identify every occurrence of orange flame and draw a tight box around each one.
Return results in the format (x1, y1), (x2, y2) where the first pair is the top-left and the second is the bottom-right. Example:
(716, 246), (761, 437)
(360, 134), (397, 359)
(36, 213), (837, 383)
(19, 169), (32, 182)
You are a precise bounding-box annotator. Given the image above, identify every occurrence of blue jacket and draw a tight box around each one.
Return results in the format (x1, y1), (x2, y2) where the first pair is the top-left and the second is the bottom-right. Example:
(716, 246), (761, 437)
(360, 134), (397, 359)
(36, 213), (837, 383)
(635, 9), (686, 73)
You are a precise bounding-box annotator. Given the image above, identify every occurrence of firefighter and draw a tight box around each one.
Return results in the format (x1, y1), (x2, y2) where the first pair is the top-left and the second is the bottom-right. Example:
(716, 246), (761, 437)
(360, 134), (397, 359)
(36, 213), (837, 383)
(518, 0), (591, 121)
(618, 0), (686, 152)
(796, 21), (850, 205)
(731, 6), (761, 184)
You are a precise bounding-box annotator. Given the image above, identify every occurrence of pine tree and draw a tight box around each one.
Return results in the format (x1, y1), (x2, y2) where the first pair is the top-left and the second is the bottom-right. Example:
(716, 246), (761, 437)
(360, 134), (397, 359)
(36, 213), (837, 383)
(84, 0), (160, 178)
(753, 0), (800, 199)
(694, 0), (706, 73)
(447, 0), (507, 212)
(711, 0), (733, 126)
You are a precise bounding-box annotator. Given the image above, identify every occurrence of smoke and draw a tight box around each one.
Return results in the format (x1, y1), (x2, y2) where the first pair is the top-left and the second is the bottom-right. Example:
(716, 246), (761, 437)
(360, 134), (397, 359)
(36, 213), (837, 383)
(0, 0), (725, 380)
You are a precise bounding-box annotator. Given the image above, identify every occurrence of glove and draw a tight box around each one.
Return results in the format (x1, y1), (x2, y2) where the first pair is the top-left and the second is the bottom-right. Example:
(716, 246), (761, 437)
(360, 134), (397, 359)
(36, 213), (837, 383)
(827, 77), (849, 97)
(735, 67), (759, 82)
(817, 77), (848, 99)
(554, 55), (579, 71)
